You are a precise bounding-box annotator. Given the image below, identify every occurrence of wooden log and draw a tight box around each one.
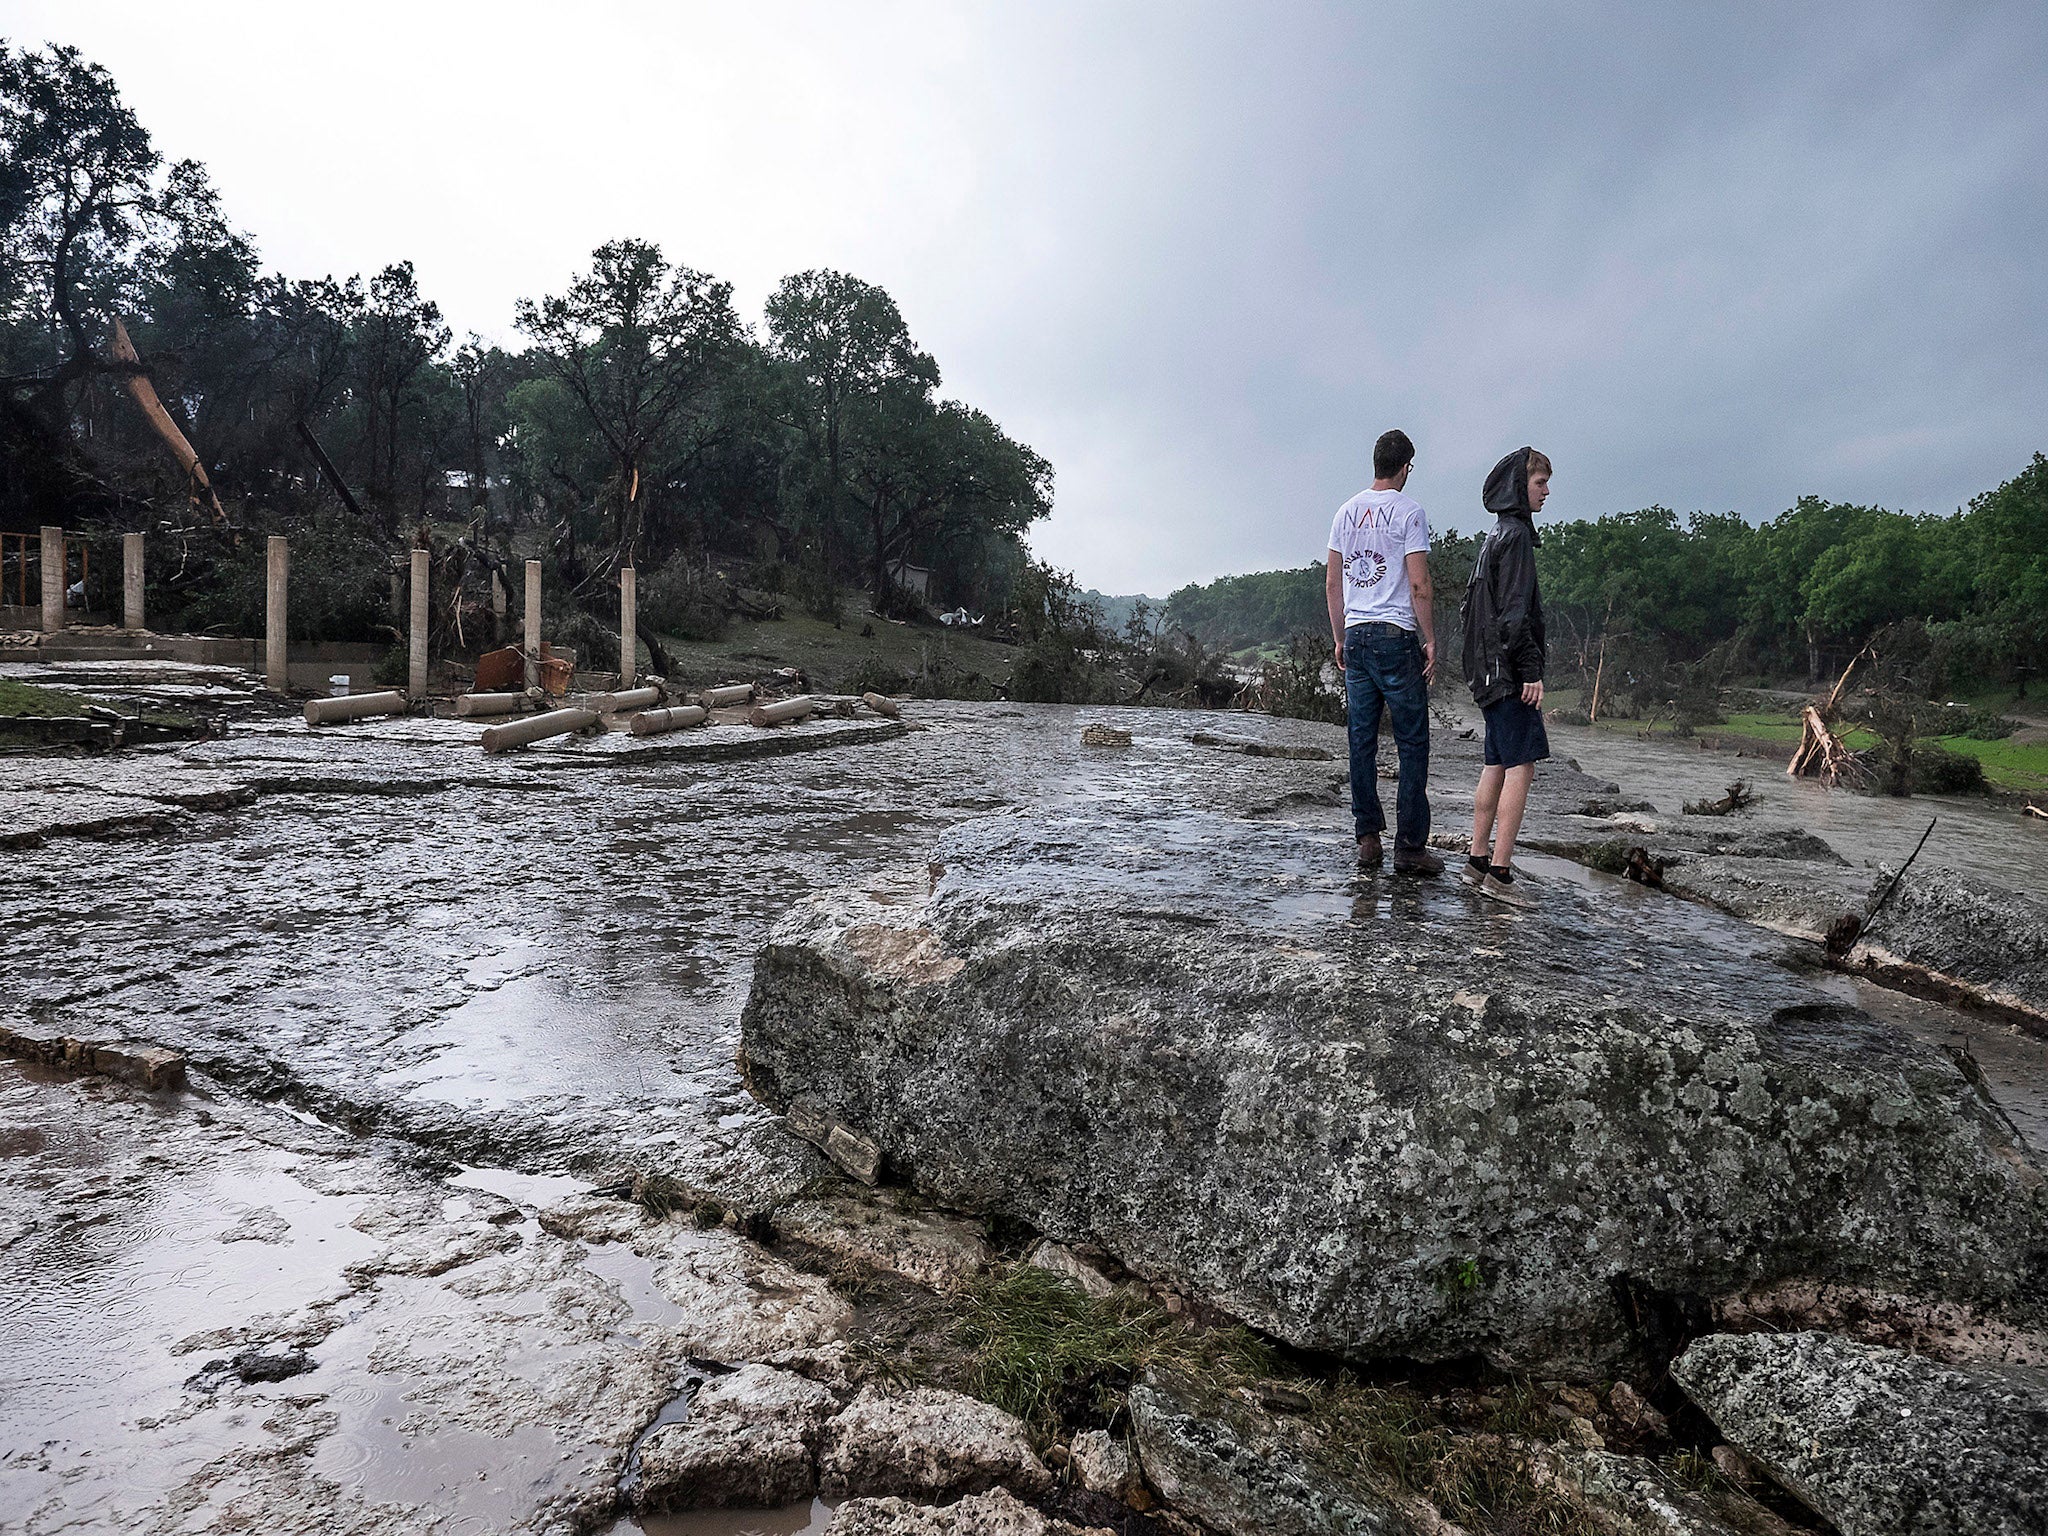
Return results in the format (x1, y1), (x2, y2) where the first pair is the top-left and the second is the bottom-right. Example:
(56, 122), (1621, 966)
(304, 690), (407, 725)
(480, 707), (598, 753)
(861, 691), (902, 719)
(749, 695), (814, 727)
(2025, 803), (2047, 821)
(628, 704), (709, 736)
(702, 682), (754, 707)
(591, 685), (661, 714)
(454, 692), (529, 718)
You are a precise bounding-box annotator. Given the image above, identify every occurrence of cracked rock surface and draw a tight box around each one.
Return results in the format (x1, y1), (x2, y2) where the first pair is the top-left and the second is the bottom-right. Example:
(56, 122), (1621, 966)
(1672, 1331), (2048, 1536)
(742, 807), (2048, 1375)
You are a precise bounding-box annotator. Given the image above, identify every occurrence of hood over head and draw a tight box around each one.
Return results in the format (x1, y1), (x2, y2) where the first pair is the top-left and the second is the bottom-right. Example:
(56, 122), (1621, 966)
(1483, 447), (1536, 519)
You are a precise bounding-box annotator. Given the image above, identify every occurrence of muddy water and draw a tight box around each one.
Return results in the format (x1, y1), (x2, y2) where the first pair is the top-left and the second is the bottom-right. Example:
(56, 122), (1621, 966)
(1543, 719), (2048, 901)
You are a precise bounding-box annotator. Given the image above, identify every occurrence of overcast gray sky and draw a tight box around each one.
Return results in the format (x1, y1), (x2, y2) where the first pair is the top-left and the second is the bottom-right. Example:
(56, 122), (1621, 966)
(10, 1), (2046, 594)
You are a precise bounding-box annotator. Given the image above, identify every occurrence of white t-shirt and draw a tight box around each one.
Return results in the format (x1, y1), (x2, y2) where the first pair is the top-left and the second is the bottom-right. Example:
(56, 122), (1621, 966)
(1328, 489), (1431, 630)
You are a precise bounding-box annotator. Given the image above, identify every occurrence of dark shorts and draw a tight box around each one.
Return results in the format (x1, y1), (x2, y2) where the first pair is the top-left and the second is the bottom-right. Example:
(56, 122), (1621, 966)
(1482, 695), (1550, 768)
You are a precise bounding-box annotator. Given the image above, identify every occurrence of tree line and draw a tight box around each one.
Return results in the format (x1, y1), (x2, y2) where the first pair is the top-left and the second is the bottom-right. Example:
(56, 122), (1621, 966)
(1160, 454), (2048, 707)
(0, 43), (1051, 649)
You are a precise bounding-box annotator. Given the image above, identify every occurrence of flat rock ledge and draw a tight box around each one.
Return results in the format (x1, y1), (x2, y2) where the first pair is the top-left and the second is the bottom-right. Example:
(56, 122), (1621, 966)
(1672, 1331), (2048, 1536)
(635, 1376), (1050, 1515)
(740, 810), (2048, 1376)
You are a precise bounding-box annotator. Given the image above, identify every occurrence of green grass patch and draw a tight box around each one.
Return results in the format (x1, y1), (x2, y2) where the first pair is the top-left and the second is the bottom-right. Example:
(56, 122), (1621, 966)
(1933, 734), (2048, 793)
(649, 592), (1020, 699)
(1307, 1376), (1577, 1533)
(944, 1264), (1274, 1433)
(0, 678), (94, 717)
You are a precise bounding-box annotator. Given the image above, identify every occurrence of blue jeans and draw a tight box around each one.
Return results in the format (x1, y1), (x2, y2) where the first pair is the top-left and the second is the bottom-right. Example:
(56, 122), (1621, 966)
(1344, 622), (1431, 847)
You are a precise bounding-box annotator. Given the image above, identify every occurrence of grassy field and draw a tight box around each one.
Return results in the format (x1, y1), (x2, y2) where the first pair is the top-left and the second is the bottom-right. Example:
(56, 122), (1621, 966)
(1933, 733), (2048, 794)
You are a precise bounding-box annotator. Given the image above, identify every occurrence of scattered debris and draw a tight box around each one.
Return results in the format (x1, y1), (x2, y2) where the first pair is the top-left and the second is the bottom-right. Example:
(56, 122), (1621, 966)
(2025, 803), (2046, 821)
(1788, 705), (1860, 784)
(1622, 846), (1667, 887)
(1683, 779), (1753, 816)
(304, 689), (407, 726)
(1080, 724), (1130, 748)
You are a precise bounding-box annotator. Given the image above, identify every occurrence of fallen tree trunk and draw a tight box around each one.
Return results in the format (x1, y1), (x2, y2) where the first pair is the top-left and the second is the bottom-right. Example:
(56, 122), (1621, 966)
(1788, 706), (1857, 784)
(1684, 780), (1753, 816)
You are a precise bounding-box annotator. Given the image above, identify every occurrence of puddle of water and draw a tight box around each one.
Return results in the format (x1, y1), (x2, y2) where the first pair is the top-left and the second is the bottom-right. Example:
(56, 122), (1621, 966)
(609, 1500), (835, 1536)
(379, 973), (695, 1109)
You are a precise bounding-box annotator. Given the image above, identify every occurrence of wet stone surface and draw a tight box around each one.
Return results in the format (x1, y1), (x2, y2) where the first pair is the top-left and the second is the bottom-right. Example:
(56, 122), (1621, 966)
(8, 682), (2048, 1534)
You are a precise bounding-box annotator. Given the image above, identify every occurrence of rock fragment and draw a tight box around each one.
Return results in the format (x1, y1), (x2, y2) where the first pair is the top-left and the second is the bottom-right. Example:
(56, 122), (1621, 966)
(826, 1486), (1111, 1534)
(1068, 1428), (1138, 1499)
(1672, 1330), (2048, 1536)
(1080, 724), (1130, 748)
(772, 1193), (992, 1291)
(1127, 1377), (1409, 1536)
(817, 1385), (1051, 1502)
(1027, 1238), (1114, 1299)
(636, 1363), (839, 1510)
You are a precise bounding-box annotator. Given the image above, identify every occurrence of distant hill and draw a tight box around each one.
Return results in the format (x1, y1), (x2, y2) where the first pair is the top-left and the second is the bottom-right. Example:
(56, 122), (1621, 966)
(1161, 564), (1326, 652)
(1079, 589), (1164, 635)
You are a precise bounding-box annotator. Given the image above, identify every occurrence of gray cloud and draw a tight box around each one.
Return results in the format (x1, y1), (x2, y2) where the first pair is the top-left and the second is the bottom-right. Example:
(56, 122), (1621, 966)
(12, 1), (2046, 591)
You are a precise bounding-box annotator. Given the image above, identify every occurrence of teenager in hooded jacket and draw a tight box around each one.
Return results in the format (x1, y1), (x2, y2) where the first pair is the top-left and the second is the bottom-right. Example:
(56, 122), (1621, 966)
(1459, 447), (1551, 906)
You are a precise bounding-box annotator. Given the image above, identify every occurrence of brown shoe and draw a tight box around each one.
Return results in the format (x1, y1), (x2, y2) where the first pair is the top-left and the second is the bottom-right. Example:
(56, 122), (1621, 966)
(1393, 845), (1445, 876)
(1479, 870), (1535, 908)
(1356, 834), (1384, 868)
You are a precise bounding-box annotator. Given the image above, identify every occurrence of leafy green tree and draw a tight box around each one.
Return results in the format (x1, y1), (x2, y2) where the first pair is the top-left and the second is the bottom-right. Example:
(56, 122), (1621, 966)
(515, 239), (741, 574)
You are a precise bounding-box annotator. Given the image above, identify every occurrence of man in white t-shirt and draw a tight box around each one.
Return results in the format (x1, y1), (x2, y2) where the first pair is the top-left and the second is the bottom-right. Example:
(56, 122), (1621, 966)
(1325, 428), (1441, 873)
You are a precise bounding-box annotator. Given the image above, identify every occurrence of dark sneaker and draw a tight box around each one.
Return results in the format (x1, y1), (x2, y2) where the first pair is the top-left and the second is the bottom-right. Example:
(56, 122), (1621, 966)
(1356, 834), (1384, 868)
(1393, 845), (1445, 876)
(1479, 870), (1535, 908)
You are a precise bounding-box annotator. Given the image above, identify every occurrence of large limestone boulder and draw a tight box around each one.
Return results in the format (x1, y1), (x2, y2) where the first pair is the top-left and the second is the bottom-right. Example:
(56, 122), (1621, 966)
(1853, 864), (2048, 1024)
(740, 811), (2048, 1375)
(1672, 1331), (2048, 1536)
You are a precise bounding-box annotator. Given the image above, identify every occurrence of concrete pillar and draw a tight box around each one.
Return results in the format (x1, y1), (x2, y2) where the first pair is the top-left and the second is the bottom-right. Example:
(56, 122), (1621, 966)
(454, 691), (528, 718)
(490, 568), (507, 643)
(861, 692), (902, 719)
(123, 533), (145, 630)
(408, 548), (430, 699)
(619, 565), (637, 688)
(303, 690), (407, 725)
(523, 559), (542, 691)
(265, 535), (288, 691)
(591, 685), (660, 714)
(480, 706), (597, 754)
(628, 704), (707, 736)
(40, 526), (63, 632)
(749, 695), (815, 727)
